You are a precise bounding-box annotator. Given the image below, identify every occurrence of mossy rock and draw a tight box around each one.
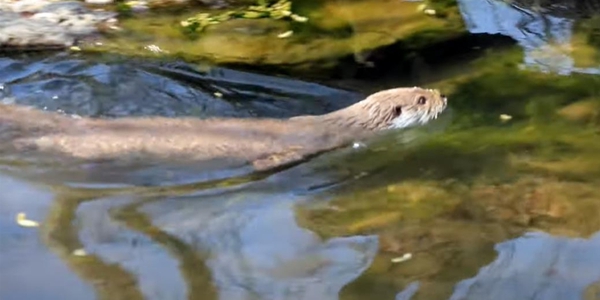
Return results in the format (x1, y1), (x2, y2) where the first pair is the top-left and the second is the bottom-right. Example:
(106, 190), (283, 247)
(81, 0), (465, 74)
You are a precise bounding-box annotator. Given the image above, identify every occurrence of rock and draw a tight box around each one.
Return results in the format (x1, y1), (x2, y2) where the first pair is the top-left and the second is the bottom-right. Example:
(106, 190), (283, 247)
(0, 0), (118, 50)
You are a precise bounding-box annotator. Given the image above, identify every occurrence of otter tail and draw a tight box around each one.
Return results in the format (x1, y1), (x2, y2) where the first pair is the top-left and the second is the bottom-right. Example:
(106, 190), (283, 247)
(0, 102), (74, 144)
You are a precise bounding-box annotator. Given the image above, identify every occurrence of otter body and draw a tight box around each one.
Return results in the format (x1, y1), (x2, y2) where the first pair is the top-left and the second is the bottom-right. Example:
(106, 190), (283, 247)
(0, 87), (448, 171)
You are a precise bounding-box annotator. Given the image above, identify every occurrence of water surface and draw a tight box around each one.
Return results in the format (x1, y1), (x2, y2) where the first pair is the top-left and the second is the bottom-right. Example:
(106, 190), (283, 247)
(1, 1), (600, 300)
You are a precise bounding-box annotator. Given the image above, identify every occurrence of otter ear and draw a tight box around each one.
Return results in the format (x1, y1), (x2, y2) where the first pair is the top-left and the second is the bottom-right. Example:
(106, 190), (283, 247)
(393, 105), (402, 116)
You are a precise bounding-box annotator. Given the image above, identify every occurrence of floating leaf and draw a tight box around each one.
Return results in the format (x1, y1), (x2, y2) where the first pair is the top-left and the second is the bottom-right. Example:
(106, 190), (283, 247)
(16, 212), (39, 228)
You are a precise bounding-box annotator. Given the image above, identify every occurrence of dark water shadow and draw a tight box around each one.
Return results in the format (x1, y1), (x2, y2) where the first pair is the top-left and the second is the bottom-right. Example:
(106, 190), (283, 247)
(0, 52), (362, 120)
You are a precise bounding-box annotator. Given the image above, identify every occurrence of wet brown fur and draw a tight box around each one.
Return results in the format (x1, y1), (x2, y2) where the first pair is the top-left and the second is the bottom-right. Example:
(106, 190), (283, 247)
(0, 87), (447, 171)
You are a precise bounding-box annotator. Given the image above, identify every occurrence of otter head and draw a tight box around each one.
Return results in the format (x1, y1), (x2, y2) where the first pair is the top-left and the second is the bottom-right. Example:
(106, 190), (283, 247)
(356, 86), (448, 130)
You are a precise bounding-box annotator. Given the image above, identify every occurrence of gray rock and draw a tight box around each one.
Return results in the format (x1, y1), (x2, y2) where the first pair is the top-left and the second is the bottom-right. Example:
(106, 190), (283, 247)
(0, 0), (117, 50)
(0, 11), (73, 49)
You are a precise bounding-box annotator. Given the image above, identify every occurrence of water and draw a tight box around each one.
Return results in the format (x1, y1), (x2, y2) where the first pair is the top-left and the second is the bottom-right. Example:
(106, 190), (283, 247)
(1, 1), (600, 300)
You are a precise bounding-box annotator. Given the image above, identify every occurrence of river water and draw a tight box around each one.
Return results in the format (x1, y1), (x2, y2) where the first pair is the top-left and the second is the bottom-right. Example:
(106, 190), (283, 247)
(1, 1), (600, 300)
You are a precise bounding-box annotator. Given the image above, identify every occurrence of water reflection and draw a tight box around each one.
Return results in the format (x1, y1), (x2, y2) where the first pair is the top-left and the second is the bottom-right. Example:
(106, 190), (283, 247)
(449, 231), (600, 300)
(41, 170), (379, 300)
(0, 174), (94, 300)
(142, 193), (378, 300)
(458, 0), (600, 74)
(393, 231), (600, 300)
(77, 197), (190, 300)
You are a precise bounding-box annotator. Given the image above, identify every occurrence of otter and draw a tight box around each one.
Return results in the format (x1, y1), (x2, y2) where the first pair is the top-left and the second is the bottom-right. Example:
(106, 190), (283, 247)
(0, 87), (447, 171)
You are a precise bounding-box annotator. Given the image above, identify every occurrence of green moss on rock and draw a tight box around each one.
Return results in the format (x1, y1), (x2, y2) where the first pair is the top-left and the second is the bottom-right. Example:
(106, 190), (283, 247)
(80, 0), (465, 73)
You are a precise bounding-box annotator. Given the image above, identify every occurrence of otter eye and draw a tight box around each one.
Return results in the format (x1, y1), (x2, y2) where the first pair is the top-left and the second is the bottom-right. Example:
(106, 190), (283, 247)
(417, 96), (427, 105)
(394, 106), (402, 116)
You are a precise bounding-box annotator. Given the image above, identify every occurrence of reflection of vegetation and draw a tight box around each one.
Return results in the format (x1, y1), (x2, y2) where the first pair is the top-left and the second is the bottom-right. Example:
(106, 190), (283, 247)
(33, 167), (269, 299)
(40, 195), (145, 300)
(40, 190), (223, 300)
(112, 199), (218, 300)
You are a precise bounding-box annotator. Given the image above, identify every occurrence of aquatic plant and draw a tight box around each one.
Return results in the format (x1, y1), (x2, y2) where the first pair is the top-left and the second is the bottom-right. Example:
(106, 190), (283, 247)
(180, 0), (308, 36)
